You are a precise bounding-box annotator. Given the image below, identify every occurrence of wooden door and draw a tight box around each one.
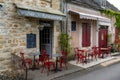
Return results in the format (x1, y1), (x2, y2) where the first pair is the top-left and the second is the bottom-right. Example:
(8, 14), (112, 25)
(99, 29), (108, 48)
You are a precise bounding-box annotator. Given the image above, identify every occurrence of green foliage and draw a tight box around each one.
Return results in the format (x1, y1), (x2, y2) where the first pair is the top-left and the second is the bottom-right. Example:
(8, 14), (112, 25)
(100, 9), (120, 34)
(58, 33), (72, 53)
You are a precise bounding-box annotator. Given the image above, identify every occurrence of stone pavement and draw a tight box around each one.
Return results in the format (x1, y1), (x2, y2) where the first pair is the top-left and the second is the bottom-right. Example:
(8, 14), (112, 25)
(28, 53), (120, 80)
(27, 63), (83, 80)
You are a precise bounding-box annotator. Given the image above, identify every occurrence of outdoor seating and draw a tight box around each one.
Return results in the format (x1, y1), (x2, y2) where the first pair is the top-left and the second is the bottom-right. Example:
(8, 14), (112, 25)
(74, 47), (79, 59)
(19, 52), (33, 69)
(100, 46), (112, 57)
(58, 51), (68, 70)
(76, 50), (86, 65)
(89, 46), (98, 60)
(37, 50), (47, 66)
(106, 46), (112, 57)
(41, 51), (55, 76)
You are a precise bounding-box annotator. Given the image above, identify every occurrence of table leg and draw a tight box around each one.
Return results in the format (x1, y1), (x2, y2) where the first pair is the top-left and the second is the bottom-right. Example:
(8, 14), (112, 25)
(31, 55), (39, 70)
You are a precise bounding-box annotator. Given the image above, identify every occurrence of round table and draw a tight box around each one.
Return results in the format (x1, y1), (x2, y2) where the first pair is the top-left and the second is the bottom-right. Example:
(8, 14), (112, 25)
(29, 52), (40, 70)
(52, 53), (62, 72)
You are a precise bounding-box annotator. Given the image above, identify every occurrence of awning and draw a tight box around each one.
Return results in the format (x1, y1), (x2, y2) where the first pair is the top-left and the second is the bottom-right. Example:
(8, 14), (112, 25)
(69, 10), (111, 23)
(15, 3), (66, 21)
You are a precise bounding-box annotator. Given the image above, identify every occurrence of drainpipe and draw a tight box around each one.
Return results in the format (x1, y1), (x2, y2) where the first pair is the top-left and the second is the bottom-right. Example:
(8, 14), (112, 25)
(96, 20), (99, 47)
(60, 0), (67, 33)
(65, 0), (68, 34)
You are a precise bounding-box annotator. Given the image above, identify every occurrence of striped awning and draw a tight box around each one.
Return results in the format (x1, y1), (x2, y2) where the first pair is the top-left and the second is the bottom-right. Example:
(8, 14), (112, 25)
(69, 9), (111, 23)
(15, 3), (66, 21)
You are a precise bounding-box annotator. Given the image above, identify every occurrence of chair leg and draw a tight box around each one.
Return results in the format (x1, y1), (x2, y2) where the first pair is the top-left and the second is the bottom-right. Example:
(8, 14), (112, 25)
(76, 57), (80, 64)
(95, 55), (97, 61)
(47, 66), (50, 76)
(65, 63), (68, 70)
(60, 62), (62, 70)
(41, 65), (45, 73)
(81, 59), (84, 65)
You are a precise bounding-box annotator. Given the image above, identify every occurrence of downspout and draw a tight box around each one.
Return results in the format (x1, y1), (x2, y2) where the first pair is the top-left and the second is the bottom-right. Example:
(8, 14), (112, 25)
(60, 0), (64, 32)
(65, 0), (68, 34)
(96, 19), (99, 47)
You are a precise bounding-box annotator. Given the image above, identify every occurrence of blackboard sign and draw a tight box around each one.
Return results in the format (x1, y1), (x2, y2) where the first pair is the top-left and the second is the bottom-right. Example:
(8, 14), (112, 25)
(27, 33), (36, 48)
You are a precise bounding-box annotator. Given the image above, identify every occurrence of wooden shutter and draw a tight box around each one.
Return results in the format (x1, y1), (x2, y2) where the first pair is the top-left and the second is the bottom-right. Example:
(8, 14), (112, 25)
(82, 23), (91, 47)
(115, 27), (119, 39)
(86, 24), (91, 46)
(82, 23), (87, 47)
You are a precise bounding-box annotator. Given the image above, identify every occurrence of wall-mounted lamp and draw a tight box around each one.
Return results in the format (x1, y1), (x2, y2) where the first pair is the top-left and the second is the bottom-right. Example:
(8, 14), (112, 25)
(37, 24), (44, 31)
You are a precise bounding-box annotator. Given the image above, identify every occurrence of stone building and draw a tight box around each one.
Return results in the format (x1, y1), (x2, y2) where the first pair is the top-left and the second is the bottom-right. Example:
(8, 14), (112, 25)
(0, 0), (65, 71)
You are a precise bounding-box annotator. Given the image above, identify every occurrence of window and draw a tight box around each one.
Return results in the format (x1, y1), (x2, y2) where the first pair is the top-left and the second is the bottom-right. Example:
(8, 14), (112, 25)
(82, 23), (91, 47)
(27, 33), (36, 48)
(0, 4), (3, 11)
(71, 21), (76, 31)
(101, 0), (106, 8)
(93, 0), (106, 9)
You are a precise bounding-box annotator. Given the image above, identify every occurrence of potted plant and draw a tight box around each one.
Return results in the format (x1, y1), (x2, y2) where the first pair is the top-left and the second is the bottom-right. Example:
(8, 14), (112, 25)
(58, 33), (73, 61)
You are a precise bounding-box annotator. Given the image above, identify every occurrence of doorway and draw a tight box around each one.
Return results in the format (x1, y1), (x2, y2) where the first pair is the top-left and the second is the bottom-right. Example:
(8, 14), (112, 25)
(98, 26), (108, 48)
(39, 21), (53, 57)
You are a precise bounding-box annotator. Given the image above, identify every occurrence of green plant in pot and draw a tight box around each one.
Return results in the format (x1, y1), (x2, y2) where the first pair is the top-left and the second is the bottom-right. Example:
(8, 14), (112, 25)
(58, 33), (72, 61)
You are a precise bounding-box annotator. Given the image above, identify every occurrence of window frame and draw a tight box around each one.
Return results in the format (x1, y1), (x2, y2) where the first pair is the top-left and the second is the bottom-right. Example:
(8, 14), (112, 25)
(71, 21), (76, 31)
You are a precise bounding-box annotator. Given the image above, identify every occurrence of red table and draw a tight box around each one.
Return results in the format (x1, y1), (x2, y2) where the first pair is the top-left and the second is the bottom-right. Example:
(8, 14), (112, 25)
(100, 48), (109, 58)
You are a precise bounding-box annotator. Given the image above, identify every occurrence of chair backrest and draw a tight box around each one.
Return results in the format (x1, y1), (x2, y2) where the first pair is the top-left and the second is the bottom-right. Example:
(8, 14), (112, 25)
(77, 50), (85, 56)
(74, 47), (79, 54)
(61, 51), (68, 60)
(61, 51), (68, 56)
(41, 50), (46, 54)
(20, 52), (25, 60)
(40, 50), (50, 63)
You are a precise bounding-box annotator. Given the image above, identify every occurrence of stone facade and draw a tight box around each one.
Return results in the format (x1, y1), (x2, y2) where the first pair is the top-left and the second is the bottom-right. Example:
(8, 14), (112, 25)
(0, 0), (62, 72)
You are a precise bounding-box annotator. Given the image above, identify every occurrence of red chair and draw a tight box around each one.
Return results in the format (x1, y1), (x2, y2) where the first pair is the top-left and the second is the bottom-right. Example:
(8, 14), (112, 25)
(89, 46), (98, 60)
(76, 50), (86, 65)
(20, 52), (32, 69)
(58, 51), (68, 70)
(37, 50), (47, 66)
(106, 46), (112, 57)
(97, 47), (103, 58)
(74, 47), (79, 59)
(41, 53), (55, 76)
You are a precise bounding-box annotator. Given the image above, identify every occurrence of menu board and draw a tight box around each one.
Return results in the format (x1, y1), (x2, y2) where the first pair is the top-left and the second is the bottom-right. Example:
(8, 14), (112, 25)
(27, 34), (36, 48)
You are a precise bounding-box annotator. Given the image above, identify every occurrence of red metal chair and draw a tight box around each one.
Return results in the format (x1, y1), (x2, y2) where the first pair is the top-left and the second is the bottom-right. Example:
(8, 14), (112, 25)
(58, 51), (68, 70)
(41, 53), (55, 76)
(97, 47), (103, 58)
(76, 50), (86, 65)
(74, 47), (79, 59)
(106, 46), (112, 57)
(89, 46), (98, 60)
(37, 50), (47, 66)
(19, 52), (32, 69)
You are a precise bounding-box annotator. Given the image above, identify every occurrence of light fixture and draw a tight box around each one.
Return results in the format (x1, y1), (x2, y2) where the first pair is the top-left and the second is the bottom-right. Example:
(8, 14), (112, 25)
(37, 24), (44, 30)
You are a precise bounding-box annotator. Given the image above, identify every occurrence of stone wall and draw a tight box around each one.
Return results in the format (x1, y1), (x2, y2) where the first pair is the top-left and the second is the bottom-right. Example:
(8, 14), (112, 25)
(0, 0), (62, 72)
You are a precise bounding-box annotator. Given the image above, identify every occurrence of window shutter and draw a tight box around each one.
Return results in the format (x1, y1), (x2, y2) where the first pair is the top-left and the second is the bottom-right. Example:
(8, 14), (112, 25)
(86, 25), (91, 46)
(115, 27), (119, 39)
(82, 23), (91, 47)
(82, 23), (87, 47)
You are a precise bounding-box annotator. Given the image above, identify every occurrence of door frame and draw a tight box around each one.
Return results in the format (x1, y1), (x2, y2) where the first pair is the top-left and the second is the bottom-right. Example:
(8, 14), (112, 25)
(98, 26), (108, 48)
(39, 20), (53, 57)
